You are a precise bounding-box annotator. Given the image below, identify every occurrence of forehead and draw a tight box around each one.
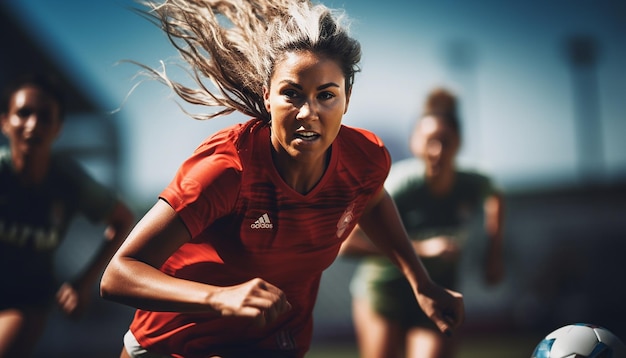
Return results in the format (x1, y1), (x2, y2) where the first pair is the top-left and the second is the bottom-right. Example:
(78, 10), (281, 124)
(419, 115), (454, 134)
(271, 51), (345, 83)
(10, 86), (58, 109)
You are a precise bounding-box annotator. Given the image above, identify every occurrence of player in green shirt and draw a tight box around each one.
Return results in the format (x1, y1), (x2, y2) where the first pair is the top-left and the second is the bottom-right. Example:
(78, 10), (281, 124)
(342, 88), (505, 358)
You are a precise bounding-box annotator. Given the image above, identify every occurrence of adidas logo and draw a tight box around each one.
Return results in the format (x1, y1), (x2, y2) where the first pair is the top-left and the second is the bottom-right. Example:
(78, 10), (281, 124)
(250, 213), (274, 229)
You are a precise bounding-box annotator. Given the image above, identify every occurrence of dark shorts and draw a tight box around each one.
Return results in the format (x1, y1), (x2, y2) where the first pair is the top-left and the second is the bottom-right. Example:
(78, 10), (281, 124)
(358, 257), (459, 330)
(371, 275), (434, 329)
(0, 279), (57, 310)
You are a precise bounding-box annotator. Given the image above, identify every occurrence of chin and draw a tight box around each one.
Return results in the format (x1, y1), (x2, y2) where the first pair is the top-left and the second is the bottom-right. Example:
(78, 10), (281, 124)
(427, 166), (441, 176)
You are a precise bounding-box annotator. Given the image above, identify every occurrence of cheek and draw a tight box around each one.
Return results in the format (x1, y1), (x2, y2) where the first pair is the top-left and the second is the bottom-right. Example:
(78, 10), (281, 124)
(270, 104), (295, 126)
(444, 150), (457, 163)
(409, 137), (425, 157)
(3, 118), (22, 136)
(326, 102), (346, 123)
(270, 117), (290, 140)
(331, 113), (343, 132)
(8, 116), (22, 127)
(268, 96), (295, 117)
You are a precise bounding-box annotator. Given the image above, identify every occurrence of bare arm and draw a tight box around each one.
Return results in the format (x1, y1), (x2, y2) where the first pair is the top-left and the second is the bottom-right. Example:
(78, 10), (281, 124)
(100, 199), (290, 324)
(340, 221), (459, 260)
(354, 188), (465, 335)
(57, 200), (135, 318)
(483, 191), (505, 285)
(339, 225), (381, 257)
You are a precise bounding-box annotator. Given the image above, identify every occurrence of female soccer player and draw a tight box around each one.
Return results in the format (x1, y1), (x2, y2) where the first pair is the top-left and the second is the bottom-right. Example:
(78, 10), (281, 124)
(342, 88), (505, 358)
(0, 73), (135, 356)
(100, 1), (465, 357)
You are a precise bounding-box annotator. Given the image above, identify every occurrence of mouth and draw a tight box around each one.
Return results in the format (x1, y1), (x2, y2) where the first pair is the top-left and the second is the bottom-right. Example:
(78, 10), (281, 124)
(24, 137), (43, 146)
(294, 130), (320, 142)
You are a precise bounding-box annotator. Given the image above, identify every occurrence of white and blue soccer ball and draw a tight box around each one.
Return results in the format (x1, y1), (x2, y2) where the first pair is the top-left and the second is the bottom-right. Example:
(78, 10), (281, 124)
(531, 323), (626, 358)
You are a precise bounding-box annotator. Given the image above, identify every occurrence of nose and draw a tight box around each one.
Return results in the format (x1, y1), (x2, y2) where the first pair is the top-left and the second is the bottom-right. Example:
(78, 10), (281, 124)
(427, 140), (443, 158)
(24, 114), (39, 134)
(296, 99), (318, 121)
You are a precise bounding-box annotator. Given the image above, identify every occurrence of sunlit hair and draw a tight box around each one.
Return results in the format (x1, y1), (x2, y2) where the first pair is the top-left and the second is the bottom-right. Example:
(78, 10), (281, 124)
(135, 0), (361, 122)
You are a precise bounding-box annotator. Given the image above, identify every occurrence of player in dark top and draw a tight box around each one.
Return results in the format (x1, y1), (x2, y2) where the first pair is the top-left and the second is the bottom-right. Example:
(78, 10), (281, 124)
(0, 73), (134, 357)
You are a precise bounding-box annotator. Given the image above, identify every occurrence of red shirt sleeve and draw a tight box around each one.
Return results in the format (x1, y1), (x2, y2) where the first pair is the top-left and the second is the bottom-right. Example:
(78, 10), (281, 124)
(160, 126), (243, 238)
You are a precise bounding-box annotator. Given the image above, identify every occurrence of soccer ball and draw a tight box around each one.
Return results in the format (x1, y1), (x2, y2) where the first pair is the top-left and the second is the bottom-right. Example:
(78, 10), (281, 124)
(531, 323), (626, 358)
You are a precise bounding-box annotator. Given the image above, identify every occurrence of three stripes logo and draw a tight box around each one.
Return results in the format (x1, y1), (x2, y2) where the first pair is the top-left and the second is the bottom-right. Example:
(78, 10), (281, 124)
(250, 213), (274, 229)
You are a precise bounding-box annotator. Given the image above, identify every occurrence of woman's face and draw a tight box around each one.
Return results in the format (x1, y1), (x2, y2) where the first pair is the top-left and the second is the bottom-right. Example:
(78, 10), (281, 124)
(410, 115), (459, 178)
(264, 50), (350, 165)
(1, 85), (62, 162)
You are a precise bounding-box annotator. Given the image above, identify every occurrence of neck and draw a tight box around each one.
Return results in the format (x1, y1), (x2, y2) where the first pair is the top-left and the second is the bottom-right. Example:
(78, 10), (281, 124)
(12, 152), (50, 186)
(272, 148), (329, 195)
(426, 169), (455, 196)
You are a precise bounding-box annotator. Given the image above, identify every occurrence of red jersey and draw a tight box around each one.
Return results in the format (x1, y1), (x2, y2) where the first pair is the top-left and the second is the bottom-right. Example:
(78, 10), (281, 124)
(129, 119), (390, 357)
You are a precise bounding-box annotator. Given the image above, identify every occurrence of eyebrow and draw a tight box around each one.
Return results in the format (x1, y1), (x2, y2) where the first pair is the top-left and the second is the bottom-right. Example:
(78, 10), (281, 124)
(280, 80), (341, 91)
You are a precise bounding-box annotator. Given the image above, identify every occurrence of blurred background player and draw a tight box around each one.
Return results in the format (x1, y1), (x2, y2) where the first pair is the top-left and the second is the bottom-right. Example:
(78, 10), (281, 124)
(0, 73), (134, 357)
(341, 87), (505, 358)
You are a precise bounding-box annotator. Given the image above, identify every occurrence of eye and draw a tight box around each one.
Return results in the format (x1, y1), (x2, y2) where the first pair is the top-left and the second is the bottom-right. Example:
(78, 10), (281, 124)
(318, 91), (336, 100)
(282, 89), (299, 99)
(36, 113), (54, 126)
(16, 108), (32, 119)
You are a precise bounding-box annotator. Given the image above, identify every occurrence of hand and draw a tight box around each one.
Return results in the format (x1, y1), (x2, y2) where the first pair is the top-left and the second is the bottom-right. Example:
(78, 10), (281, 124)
(56, 282), (91, 319)
(416, 281), (465, 336)
(211, 278), (291, 327)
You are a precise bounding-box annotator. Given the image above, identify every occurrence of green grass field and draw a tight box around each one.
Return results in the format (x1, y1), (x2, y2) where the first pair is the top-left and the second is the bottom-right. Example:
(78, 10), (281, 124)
(307, 333), (541, 358)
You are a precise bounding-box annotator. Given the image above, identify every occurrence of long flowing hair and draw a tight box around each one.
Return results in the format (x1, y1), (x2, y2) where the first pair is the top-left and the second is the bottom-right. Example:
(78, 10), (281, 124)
(134, 0), (361, 122)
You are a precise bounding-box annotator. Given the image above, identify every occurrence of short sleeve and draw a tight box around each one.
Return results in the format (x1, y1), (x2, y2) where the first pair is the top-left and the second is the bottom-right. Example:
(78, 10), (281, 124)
(160, 132), (243, 238)
(384, 157), (424, 199)
(54, 154), (117, 223)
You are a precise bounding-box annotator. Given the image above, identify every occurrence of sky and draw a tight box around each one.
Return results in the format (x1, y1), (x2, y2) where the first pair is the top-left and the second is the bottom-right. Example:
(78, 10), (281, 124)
(4, 0), (626, 204)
